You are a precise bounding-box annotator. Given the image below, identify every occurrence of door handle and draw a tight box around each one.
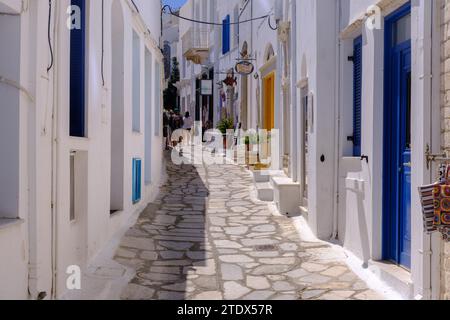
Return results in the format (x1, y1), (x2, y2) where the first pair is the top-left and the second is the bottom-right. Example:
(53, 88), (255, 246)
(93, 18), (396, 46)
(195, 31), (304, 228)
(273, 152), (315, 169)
(403, 162), (411, 168)
(360, 155), (369, 163)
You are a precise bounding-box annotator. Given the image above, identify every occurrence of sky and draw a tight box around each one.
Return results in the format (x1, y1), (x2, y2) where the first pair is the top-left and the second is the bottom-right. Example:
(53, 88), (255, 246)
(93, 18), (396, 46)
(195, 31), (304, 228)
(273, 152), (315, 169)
(162, 0), (187, 9)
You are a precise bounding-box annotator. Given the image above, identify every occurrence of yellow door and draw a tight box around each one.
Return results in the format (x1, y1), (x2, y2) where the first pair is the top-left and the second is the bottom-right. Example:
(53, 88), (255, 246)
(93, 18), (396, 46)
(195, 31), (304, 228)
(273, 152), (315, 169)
(263, 73), (275, 130)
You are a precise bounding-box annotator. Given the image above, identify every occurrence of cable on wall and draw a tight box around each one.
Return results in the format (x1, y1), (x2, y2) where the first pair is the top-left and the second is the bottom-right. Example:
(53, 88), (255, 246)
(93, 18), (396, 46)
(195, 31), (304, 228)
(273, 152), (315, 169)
(130, 0), (140, 14)
(101, 0), (105, 86)
(0, 76), (35, 102)
(268, 15), (278, 30)
(47, 0), (54, 72)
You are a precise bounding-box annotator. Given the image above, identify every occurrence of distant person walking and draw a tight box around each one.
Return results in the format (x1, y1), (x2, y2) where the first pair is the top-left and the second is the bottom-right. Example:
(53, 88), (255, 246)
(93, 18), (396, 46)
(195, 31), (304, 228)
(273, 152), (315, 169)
(163, 110), (170, 150)
(170, 112), (183, 148)
(183, 112), (193, 131)
(182, 112), (193, 147)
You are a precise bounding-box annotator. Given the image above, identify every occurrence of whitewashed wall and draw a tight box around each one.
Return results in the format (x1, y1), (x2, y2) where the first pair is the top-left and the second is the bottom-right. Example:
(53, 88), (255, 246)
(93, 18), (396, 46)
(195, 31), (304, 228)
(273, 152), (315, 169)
(301, 0), (442, 300)
(0, 0), (164, 299)
(0, 0), (48, 300)
(133, 0), (162, 43)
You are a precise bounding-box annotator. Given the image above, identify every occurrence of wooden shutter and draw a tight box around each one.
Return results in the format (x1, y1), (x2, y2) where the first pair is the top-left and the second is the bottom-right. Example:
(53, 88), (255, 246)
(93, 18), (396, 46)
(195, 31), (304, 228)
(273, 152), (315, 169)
(353, 36), (362, 157)
(70, 0), (86, 137)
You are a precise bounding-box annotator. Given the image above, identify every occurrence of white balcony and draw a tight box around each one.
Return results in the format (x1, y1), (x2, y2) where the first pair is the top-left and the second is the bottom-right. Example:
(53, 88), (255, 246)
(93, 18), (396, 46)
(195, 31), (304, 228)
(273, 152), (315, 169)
(182, 27), (210, 65)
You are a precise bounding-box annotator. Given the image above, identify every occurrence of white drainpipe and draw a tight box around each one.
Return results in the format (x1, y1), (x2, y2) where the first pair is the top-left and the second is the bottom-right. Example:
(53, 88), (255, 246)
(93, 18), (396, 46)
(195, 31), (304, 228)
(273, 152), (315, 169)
(290, 0), (298, 182)
(422, 0), (438, 300)
(50, 0), (61, 298)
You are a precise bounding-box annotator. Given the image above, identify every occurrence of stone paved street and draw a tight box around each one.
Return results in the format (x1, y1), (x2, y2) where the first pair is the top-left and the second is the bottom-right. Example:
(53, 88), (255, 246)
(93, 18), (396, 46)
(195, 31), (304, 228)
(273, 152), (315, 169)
(114, 152), (384, 300)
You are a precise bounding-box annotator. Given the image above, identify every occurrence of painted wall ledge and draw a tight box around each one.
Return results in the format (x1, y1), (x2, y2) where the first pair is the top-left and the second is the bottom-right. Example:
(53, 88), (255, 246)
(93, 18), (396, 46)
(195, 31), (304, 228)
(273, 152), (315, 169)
(0, 218), (24, 231)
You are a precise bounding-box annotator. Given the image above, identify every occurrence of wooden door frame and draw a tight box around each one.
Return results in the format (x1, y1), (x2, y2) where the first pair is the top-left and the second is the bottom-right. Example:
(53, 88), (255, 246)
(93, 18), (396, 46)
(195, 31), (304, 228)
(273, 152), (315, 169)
(382, 2), (411, 267)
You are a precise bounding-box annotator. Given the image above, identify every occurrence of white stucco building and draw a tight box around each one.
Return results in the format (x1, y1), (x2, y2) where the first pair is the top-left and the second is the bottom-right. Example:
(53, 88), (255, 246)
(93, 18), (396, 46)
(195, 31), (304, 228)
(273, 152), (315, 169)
(270, 0), (441, 300)
(162, 11), (179, 81)
(0, 0), (164, 299)
(176, 0), (217, 127)
(292, 0), (442, 299)
(224, 0), (444, 300)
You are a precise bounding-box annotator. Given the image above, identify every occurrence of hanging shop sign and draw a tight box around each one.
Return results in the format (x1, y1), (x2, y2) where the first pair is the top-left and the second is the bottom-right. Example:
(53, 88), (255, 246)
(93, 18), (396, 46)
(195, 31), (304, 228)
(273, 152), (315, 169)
(200, 80), (213, 96)
(235, 60), (255, 76)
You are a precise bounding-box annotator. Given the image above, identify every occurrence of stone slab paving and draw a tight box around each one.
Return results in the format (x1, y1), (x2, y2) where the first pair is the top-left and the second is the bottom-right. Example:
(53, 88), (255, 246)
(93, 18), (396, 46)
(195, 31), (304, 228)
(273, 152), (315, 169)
(114, 152), (384, 300)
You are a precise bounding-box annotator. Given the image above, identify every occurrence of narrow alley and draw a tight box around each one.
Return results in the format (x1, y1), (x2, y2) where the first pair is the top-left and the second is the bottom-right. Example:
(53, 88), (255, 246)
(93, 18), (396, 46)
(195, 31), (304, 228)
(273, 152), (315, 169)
(114, 152), (384, 300)
(4, 0), (450, 303)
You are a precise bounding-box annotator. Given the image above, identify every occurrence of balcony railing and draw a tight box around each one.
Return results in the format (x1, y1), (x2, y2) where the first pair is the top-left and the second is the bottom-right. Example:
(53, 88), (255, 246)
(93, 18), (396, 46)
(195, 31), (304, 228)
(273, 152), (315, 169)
(182, 27), (210, 64)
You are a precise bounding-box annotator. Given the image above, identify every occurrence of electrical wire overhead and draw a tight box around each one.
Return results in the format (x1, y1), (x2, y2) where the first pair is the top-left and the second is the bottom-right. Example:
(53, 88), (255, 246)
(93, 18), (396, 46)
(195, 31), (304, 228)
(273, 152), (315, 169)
(161, 4), (277, 29)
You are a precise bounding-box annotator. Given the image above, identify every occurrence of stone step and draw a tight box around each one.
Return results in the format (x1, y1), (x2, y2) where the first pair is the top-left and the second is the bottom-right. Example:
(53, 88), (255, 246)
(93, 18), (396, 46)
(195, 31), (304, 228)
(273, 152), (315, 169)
(271, 175), (301, 216)
(253, 170), (284, 183)
(368, 261), (414, 300)
(256, 182), (274, 202)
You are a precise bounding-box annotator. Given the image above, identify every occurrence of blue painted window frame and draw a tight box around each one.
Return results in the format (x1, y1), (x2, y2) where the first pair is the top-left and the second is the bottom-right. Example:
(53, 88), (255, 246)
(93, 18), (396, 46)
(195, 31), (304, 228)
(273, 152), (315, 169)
(222, 15), (230, 55)
(132, 158), (142, 204)
(353, 36), (363, 157)
(70, 0), (86, 138)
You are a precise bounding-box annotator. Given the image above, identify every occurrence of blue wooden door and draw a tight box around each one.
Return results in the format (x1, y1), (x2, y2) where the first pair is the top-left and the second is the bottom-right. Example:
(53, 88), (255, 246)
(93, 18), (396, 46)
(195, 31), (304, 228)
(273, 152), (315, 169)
(398, 46), (412, 268)
(383, 3), (411, 269)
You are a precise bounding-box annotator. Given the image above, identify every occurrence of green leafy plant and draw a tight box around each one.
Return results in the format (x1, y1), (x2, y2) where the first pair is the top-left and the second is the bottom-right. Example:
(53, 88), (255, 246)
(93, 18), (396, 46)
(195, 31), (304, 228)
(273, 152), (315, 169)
(163, 57), (180, 111)
(242, 132), (271, 145)
(243, 134), (258, 145)
(216, 118), (234, 135)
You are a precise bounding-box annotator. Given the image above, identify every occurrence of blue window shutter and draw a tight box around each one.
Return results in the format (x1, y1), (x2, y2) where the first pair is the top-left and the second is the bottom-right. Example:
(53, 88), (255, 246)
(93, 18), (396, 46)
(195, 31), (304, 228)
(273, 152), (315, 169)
(132, 158), (142, 203)
(70, 0), (86, 137)
(353, 36), (363, 157)
(132, 159), (136, 203)
(136, 159), (142, 201)
(222, 15), (230, 55)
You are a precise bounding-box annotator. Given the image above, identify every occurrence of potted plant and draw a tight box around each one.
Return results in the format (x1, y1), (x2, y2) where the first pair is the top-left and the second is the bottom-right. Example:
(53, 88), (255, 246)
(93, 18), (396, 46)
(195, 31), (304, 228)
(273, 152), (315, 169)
(244, 135), (252, 165)
(246, 131), (271, 169)
(216, 118), (234, 150)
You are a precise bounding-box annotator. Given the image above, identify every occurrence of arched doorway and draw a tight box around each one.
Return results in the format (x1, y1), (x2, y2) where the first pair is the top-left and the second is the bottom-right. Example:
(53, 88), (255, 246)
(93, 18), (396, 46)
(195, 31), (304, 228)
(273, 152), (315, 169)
(256, 43), (276, 165)
(299, 54), (309, 209)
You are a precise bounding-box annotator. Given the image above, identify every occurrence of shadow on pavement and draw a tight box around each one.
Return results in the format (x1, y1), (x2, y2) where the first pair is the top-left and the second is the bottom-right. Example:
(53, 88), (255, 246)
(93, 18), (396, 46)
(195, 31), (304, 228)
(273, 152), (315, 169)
(114, 151), (210, 300)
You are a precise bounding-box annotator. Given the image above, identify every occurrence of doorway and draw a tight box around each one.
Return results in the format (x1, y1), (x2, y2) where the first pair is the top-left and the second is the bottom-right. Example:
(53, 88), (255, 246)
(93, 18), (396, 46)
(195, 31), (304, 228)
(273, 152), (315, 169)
(383, 3), (412, 269)
(301, 85), (309, 208)
(110, 0), (125, 214)
(263, 72), (275, 131)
